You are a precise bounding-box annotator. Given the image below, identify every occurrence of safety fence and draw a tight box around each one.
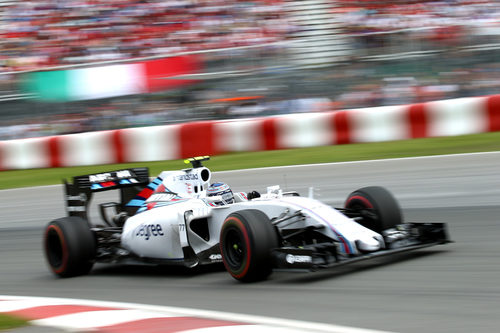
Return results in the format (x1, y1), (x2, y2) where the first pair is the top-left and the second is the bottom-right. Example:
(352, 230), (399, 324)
(1, 94), (499, 170)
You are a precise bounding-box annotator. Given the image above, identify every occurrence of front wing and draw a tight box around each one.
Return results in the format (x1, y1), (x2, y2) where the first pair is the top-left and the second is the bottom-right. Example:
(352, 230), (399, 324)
(271, 222), (451, 271)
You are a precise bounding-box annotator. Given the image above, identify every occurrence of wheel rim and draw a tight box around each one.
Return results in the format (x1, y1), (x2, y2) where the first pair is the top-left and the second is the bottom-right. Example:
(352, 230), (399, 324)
(224, 228), (246, 270)
(347, 201), (379, 231)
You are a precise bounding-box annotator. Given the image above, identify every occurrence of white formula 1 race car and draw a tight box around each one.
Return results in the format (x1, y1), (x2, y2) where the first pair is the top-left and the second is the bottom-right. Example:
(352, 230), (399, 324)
(44, 157), (450, 282)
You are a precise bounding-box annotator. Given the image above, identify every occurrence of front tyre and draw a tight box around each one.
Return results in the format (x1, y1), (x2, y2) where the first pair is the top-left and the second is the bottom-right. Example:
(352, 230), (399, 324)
(220, 210), (278, 282)
(345, 186), (402, 233)
(44, 217), (96, 277)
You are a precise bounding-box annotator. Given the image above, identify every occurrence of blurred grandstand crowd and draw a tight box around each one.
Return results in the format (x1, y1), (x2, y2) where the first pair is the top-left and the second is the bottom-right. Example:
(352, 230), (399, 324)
(1, 0), (500, 140)
(1, 0), (498, 71)
(340, 0), (499, 33)
(0, 0), (290, 71)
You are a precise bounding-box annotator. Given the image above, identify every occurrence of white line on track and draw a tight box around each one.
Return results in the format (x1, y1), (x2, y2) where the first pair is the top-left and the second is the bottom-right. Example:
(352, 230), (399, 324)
(3, 151), (499, 192)
(216, 151), (500, 174)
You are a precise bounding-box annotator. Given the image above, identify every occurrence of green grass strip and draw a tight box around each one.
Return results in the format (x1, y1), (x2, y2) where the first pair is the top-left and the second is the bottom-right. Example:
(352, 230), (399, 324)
(0, 313), (29, 331)
(1, 131), (500, 190)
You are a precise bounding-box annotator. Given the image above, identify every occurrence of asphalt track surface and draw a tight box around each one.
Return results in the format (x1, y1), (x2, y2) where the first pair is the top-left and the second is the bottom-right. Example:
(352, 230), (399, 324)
(1, 152), (500, 333)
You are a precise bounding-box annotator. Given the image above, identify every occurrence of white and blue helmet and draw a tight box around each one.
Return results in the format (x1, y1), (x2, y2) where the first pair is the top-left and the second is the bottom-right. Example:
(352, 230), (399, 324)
(207, 182), (234, 205)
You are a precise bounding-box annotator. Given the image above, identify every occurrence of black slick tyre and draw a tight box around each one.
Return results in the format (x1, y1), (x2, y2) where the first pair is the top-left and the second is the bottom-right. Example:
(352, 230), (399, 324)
(44, 216), (96, 277)
(220, 209), (278, 282)
(344, 186), (402, 233)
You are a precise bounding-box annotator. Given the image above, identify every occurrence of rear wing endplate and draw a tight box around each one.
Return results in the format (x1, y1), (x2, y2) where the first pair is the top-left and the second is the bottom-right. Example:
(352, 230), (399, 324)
(64, 168), (150, 221)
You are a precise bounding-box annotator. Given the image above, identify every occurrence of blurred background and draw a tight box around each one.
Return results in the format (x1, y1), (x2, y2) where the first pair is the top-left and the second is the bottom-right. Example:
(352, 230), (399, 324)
(1, 0), (499, 140)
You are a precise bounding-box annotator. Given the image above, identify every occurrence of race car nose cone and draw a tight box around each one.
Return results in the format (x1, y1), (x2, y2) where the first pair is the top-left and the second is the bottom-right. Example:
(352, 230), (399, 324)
(355, 237), (381, 252)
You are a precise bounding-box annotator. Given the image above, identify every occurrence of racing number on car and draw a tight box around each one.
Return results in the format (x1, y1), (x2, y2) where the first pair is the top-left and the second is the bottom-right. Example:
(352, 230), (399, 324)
(179, 223), (189, 247)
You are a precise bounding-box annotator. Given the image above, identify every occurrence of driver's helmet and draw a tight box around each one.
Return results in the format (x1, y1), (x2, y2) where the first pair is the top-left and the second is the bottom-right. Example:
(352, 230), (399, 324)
(207, 182), (234, 205)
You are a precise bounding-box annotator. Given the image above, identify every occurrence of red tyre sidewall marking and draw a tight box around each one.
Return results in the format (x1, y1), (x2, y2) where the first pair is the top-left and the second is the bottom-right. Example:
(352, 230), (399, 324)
(344, 195), (376, 252)
(346, 195), (374, 209)
(221, 217), (251, 279)
(45, 225), (68, 274)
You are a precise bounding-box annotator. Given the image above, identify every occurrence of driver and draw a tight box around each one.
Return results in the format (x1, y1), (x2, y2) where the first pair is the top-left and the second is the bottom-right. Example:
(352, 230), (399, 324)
(207, 182), (234, 206)
(207, 182), (260, 206)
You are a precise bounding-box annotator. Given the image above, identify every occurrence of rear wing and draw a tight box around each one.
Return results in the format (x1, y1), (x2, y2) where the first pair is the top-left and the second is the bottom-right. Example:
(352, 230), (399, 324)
(64, 168), (150, 222)
(69, 168), (150, 192)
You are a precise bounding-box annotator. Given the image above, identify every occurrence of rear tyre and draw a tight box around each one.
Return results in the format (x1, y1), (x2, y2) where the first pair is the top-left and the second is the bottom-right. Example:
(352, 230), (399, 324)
(44, 216), (96, 277)
(220, 209), (278, 282)
(344, 186), (402, 233)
